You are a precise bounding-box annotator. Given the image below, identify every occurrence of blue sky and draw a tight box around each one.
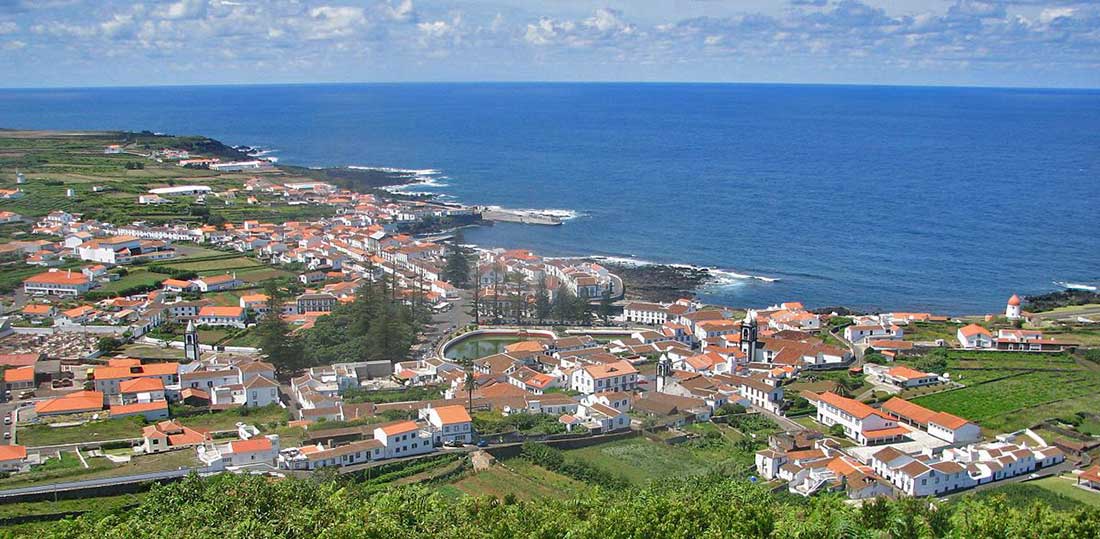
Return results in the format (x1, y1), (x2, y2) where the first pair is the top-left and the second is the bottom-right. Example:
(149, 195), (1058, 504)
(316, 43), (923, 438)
(1, 0), (1097, 88)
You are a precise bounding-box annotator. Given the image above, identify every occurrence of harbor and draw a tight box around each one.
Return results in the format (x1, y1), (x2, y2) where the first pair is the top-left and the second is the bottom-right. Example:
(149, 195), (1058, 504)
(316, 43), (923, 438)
(478, 207), (563, 226)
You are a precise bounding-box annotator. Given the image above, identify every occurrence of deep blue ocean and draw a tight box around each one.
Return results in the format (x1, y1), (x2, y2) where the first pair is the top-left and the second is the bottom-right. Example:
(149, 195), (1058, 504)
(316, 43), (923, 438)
(1, 83), (1097, 313)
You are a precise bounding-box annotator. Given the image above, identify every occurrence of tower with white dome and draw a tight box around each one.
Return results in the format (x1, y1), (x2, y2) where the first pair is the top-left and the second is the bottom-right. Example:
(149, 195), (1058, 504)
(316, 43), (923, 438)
(1005, 294), (1021, 320)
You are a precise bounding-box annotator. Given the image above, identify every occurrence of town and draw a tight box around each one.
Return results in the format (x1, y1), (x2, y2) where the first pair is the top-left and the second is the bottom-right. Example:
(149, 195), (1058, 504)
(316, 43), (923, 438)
(1, 131), (1099, 522)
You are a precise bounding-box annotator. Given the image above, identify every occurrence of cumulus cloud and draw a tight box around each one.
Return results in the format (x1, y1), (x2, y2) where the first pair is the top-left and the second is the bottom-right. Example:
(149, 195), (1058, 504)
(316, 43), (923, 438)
(5, 0), (1100, 86)
(303, 6), (367, 40)
(158, 0), (208, 20)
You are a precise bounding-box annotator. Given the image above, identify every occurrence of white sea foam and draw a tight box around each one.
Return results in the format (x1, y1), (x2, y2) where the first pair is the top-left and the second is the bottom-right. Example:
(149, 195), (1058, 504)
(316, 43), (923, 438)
(484, 206), (584, 221)
(574, 256), (778, 284)
(1054, 281), (1098, 292)
(347, 165), (442, 176)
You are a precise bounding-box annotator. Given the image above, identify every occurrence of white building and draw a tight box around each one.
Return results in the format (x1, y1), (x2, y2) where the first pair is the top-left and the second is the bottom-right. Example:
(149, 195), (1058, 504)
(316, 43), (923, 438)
(570, 360), (638, 395)
(808, 391), (906, 445)
(1005, 294), (1022, 320)
(149, 185), (213, 196)
(421, 404), (474, 445)
(957, 324), (993, 349)
(23, 270), (92, 296)
(373, 421), (434, 459)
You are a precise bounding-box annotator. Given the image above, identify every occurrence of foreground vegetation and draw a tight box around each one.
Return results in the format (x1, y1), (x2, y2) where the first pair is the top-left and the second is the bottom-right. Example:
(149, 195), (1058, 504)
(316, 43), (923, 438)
(25, 470), (1100, 538)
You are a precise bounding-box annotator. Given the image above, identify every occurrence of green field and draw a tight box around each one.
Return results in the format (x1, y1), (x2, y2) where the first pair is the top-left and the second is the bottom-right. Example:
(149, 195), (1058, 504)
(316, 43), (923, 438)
(963, 476), (1100, 511)
(565, 437), (730, 486)
(96, 268), (165, 294)
(167, 257), (263, 272)
(913, 370), (1100, 432)
(17, 416), (148, 447)
(172, 404), (289, 432)
(445, 459), (586, 501)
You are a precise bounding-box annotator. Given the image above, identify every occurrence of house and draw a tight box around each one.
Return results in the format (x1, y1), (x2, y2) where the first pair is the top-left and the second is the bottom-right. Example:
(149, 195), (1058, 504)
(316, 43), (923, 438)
(239, 293), (270, 315)
(193, 273), (242, 292)
(880, 397), (981, 443)
(1079, 465), (1100, 491)
(570, 361), (638, 395)
(23, 270), (92, 296)
(34, 391), (105, 417)
(161, 278), (196, 293)
(2, 366), (35, 393)
(92, 361), (179, 397)
(141, 420), (208, 454)
(844, 324), (902, 344)
(622, 301), (668, 325)
(882, 366), (940, 389)
(0, 445), (30, 473)
(421, 404), (474, 445)
(21, 303), (56, 319)
(199, 435), (281, 469)
(994, 329), (1077, 352)
(576, 401), (630, 432)
(119, 377), (166, 403)
(806, 391), (907, 445)
(243, 375), (280, 407)
(373, 421), (433, 459)
(957, 324), (993, 349)
(296, 292), (338, 313)
(280, 439), (384, 470)
(197, 306), (247, 328)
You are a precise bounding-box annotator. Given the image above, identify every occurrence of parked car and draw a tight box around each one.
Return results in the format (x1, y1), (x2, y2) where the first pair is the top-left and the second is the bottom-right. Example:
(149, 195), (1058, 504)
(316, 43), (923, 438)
(476, 439), (488, 448)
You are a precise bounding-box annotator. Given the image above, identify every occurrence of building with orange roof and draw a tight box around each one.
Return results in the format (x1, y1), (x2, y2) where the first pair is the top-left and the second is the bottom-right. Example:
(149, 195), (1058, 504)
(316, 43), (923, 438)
(882, 365), (941, 389)
(957, 324), (993, 348)
(880, 397), (980, 444)
(21, 303), (55, 318)
(197, 305), (246, 328)
(373, 420), (433, 459)
(199, 434), (281, 469)
(2, 366), (36, 392)
(141, 420), (209, 454)
(421, 404), (474, 445)
(23, 269), (92, 296)
(570, 360), (638, 395)
(92, 361), (179, 397)
(0, 445), (29, 472)
(161, 278), (195, 292)
(504, 340), (545, 354)
(34, 391), (105, 416)
(119, 377), (166, 403)
(806, 391), (904, 446)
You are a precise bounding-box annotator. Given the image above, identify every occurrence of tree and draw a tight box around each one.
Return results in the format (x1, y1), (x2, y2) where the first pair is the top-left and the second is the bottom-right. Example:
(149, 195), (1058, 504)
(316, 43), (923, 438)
(552, 284), (576, 324)
(442, 241), (470, 287)
(829, 424), (846, 437)
(97, 336), (122, 354)
(255, 285), (305, 380)
(534, 277), (551, 324)
(467, 270), (481, 325)
(598, 287), (614, 325)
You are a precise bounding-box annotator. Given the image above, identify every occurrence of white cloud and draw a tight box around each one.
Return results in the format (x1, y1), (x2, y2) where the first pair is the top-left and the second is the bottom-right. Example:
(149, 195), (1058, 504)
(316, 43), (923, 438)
(304, 6), (367, 40)
(0, 21), (18, 34)
(158, 0), (208, 21)
(1039, 7), (1075, 24)
(384, 0), (415, 22)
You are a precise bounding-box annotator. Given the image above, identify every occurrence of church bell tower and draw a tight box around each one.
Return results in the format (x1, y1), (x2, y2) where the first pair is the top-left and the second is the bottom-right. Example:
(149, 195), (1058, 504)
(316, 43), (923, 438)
(740, 310), (758, 362)
(184, 320), (200, 362)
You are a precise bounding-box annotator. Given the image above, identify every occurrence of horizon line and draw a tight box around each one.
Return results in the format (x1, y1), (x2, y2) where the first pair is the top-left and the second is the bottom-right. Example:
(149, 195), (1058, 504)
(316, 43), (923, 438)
(1, 80), (1099, 92)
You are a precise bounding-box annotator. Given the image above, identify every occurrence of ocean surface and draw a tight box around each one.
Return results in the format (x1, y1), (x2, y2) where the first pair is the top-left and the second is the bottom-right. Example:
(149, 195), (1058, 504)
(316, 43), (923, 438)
(1, 83), (1097, 313)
